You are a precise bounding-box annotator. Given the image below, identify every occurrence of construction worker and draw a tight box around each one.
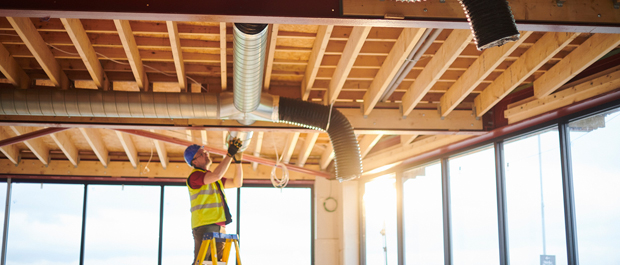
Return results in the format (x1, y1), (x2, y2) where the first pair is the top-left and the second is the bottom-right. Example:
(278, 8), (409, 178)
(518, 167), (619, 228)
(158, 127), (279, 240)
(184, 137), (244, 262)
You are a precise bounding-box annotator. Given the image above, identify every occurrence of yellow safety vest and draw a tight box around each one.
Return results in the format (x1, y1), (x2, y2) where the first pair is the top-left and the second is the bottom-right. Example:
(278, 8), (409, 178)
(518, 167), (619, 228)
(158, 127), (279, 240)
(187, 168), (231, 228)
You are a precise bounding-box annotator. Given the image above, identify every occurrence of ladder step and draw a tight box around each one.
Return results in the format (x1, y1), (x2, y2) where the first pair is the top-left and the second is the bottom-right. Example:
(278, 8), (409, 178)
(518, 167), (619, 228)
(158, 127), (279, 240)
(201, 261), (227, 265)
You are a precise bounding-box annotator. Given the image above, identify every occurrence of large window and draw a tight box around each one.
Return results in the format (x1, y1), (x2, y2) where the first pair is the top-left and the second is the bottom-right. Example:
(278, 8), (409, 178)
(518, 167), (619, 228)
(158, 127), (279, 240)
(83, 185), (161, 265)
(240, 187), (311, 265)
(504, 129), (567, 265)
(449, 147), (499, 265)
(6, 183), (84, 265)
(162, 185), (193, 265)
(569, 108), (620, 264)
(363, 174), (398, 265)
(403, 163), (444, 265)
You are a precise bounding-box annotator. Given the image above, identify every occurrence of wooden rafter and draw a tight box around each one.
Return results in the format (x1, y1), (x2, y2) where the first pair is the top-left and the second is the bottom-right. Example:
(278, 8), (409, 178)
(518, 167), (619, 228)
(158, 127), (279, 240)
(263, 24), (279, 90)
(150, 129), (168, 169)
(400, 135), (419, 147)
(401, 29), (473, 117)
(329, 26), (372, 104)
(281, 132), (300, 164)
(297, 132), (319, 167)
(9, 126), (50, 166)
(116, 131), (139, 169)
(302, 25), (333, 101)
(358, 134), (382, 159)
(79, 128), (109, 167)
(319, 143), (334, 170)
(114, 19), (148, 90)
(49, 130), (79, 167)
(166, 21), (186, 90)
(0, 43), (30, 89)
(60, 18), (109, 90)
(506, 68), (620, 123)
(439, 31), (533, 117)
(0, 128), (19, 165)
(474, 32), (580, 117)
(7, 17), (68, 89)
(252, 131), (264, 171)
(533, 34), (620, 99)
(363, 28), (426, 115)
(220, 22), (227, 91)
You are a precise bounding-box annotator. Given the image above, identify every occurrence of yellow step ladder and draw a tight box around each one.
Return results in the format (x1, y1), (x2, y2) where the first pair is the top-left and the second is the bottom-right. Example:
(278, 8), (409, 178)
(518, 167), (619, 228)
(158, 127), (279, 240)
(194, 232), (242, 265)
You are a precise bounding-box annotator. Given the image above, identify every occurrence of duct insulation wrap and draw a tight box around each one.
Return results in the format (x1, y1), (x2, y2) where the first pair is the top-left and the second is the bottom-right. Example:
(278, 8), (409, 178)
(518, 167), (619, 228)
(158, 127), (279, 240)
(278, 97), (362, 181)
(233, 23), (269, 114)
(0, 88), (219, 119)
(459, 0), (520, 50)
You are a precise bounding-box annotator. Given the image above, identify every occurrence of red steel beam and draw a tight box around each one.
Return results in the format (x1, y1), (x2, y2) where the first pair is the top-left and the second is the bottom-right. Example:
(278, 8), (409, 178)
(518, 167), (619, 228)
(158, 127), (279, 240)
(0, 127), (69, 147)
(114, 129), (332, 179)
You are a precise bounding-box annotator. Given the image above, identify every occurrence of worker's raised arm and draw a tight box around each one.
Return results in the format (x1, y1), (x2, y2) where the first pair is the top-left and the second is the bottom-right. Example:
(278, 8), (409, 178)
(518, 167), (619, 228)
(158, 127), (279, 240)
(225, 159), (243, 189)
(202, 155), (233, 184)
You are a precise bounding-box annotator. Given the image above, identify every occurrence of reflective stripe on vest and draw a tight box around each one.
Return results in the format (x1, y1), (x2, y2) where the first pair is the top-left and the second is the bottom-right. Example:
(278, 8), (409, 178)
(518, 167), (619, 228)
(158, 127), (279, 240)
(187, 168), (227, 228)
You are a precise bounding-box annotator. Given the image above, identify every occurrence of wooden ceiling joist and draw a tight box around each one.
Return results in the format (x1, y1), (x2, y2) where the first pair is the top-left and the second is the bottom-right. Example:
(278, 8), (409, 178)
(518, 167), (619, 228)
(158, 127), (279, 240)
(0, 43), (30, 89)
(150, 129), (169, 170)
(114, 19), (148, 90)
(533, 34), (620, 99)
(9, 126), (50, 166)
(297, 132), (319, 167)
(363, 28), (427, 116)
(7, 17), (68, 89)
(328, 26), (372, 104)
(264, 24), (279, 90)
(79, 128), (109, 167)
(473, 32), (581, 117)
(0, 128), (19, 165)
(400, 29), (473, 117)
(358, 134), (382, 159)
(301, 25), (333, 101)
(166, 21), (186, 90)
(49, 130), (79, 167)
(220, 22), (227, 91)
(439, 31), (533, 117)
(60, 18), (109, 90)
(400, 134), (419, 147)
(281, 132), (300, 164)
(319, 143), (334, 170)
(252, 131), (264, 171)
(116, 131), (139, 169)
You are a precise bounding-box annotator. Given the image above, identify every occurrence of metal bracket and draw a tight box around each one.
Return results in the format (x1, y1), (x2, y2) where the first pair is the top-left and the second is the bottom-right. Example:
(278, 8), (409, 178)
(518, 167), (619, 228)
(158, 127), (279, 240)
(74, 154), (80, 168)
(556, 0), (565, 7)
(437, 106), (445, 120)
(399, 104), (407, 119)
(472, 105), (481, 120)
(614, 0), (620, 9)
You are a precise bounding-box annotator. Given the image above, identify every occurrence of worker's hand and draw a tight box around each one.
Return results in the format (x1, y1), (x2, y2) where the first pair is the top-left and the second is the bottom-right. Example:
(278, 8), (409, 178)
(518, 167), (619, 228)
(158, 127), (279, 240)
(227, 137), (243, 158)
(232, 153), (243, 164)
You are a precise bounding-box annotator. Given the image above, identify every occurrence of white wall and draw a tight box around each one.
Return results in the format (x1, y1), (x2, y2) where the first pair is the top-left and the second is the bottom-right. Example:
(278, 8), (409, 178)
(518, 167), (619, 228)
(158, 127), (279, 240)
(314, 178), (359, 265)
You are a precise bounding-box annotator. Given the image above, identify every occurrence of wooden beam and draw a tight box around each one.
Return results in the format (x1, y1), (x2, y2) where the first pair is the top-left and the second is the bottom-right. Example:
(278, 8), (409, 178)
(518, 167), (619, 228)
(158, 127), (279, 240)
(474, 32), (580, 117)
(439, 31), (533, 117)
(533, 34), (620, 99)
(0, 128), (19, 165)
(319, 143), (334, 170)
(252, 131), (264, 171)
(358, 134), (382, 159)
(220, 22), (227, 91)
(114, 19), (148, 90)
(115, 131), (139, 169)
(191, 83), (202, 93)
(297, 132), (319, 167)
(7, 17), (68, 89)
(302, 25), (333, 101)
(150, 129), (168, 169)
(166, 21), (186, 90)
(281, 132), (300, 164)
(506, 68), (620, 124)
(401, 29), (473, 116)
(9, 126), (50, 166)
(79, 128), (109, 167)
(60, 18), (109, 90)
(400, 135), (418, 147)
(329, 26), (372, 104)
(340, 108), (483, 132)
(363, 28), (426, 115)
(0, 160), (319, 180)
(264, 24), (279, 90)
(49, 130), (79, 167)
(0, 43), (30, 89)
(363, 135), (472, 172)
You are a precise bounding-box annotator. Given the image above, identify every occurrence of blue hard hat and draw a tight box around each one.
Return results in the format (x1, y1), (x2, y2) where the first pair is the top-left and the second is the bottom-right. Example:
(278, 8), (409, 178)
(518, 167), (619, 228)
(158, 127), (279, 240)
(184, 144), (202, 166)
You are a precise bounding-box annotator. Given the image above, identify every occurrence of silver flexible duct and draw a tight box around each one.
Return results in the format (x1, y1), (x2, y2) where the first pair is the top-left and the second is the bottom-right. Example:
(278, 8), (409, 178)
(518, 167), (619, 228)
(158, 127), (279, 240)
(233, 23), (269, 116)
